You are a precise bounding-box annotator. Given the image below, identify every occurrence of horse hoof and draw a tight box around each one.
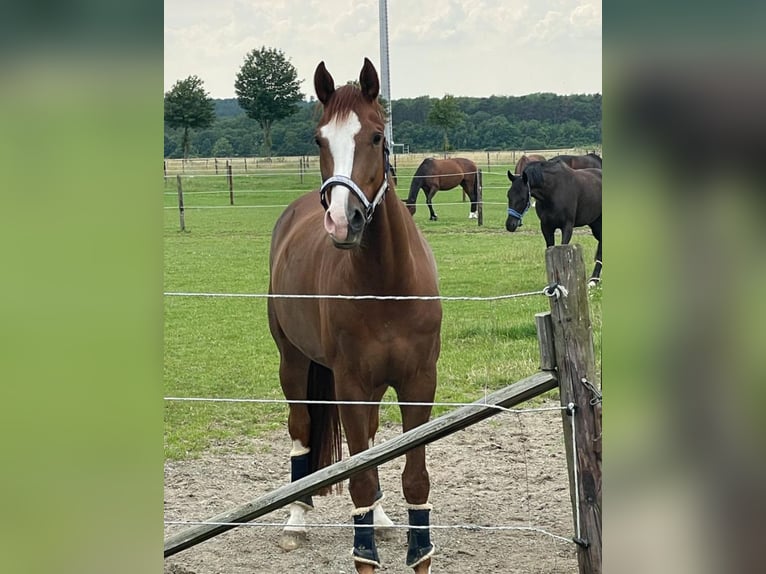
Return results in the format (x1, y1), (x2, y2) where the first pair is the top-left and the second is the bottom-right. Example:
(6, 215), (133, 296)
(355, 564), (376, 574)
(429, 216), (438, 221)
(588, 279), (600, 288)
(413, 557), (432, 573)
(278, 530), (307, 551)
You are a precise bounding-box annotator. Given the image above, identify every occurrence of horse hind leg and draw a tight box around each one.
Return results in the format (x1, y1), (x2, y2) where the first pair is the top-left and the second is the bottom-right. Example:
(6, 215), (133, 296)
(588, 218), (603, 287)
(464, 181), (478, 219)
(278, 356), (340, 551)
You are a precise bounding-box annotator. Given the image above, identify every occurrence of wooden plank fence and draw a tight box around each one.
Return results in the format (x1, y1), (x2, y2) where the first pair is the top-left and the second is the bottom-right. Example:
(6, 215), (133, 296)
(163, 244), (602, 573)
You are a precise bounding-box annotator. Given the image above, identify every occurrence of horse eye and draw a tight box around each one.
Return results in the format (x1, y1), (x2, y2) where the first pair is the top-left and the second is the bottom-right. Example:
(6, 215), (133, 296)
(372, 133), (383, 145)
(314, 136), (322, 147)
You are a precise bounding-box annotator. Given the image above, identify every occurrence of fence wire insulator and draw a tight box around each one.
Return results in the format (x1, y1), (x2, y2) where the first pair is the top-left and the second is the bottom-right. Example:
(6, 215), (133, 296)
(543, 282), (568, 299)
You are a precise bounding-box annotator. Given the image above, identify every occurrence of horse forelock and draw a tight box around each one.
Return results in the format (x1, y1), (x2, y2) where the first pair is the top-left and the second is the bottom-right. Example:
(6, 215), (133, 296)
(319, 85), (385, 126)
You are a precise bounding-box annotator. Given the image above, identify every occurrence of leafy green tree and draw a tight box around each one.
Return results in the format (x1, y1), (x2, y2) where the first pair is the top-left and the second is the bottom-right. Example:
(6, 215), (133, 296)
(211, 137), (234, 157)
(427, 94), (465, 151)
(234, 46), (304, 158)
(164, 75), (215, 158)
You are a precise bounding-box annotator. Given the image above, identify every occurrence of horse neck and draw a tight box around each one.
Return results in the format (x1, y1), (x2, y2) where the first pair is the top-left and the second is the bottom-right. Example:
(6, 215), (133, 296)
(406, 172), (423, 203)
(352, 191), (418, 291)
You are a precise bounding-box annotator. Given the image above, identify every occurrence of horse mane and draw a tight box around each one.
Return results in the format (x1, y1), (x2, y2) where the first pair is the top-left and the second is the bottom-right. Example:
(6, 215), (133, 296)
(587, 152), (603, 166)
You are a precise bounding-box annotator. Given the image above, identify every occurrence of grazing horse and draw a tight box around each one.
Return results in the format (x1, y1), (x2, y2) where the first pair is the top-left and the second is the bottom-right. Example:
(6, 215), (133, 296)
(405, 157), (480, 220)
(549, 152), (602, 169)
(268, 58), (442, 574)
(513, 153), (546, 174)
(505, 160), (603, 285)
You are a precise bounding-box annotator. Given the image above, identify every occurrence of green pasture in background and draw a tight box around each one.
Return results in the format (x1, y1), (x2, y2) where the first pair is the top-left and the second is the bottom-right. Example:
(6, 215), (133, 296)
(163, 163), (602, 460)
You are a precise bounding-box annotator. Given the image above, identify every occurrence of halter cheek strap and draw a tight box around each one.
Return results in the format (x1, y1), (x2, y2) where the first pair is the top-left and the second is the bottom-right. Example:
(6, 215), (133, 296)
(507, 183), (532, 221)
(319, 144), (391, 224)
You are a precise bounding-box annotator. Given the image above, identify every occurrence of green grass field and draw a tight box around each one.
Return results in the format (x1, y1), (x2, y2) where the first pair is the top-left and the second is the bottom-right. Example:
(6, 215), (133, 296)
(163, 162), (602, 460)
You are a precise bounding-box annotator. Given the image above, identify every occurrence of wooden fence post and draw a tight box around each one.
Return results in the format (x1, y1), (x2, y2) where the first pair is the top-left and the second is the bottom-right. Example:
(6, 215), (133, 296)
(176, 175), (185, 232)
(477, 169), (483, 227)
(227, 162), (234, 205)
(545, 244), (601, 574)
(486, 151), (491, 172)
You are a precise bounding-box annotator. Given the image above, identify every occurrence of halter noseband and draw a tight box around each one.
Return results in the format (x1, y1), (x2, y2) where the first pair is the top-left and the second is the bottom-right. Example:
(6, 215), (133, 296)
(507, 181), (532, 223)
(319, 144), (391, 224)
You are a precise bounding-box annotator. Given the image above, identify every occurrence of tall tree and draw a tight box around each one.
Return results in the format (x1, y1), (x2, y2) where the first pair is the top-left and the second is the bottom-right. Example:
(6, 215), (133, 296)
(164, 75), (215, 158)
(427, 94), (465, 152)
(234, 47), (304, 158)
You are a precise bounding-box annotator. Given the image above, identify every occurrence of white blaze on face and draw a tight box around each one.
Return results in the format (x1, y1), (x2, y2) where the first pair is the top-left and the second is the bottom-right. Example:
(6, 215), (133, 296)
(320, 112), (361, 241)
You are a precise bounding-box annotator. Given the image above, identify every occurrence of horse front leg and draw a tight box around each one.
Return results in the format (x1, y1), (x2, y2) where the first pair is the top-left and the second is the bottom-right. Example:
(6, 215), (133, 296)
(426, 188), (438, 221)
(560, 222), (575, 245)
(398, 373), (437, 573)
(541, 223), (556, 249)
(337, 388), (381, 573)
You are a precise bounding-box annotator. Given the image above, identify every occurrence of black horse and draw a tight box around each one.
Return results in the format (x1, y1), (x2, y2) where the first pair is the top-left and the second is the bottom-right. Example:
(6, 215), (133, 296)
(505, 160), (603, 285)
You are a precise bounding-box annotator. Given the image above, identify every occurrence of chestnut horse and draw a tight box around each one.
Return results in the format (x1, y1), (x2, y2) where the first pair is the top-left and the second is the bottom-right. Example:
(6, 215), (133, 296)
(549, 152), (602, 169)
(513, 153), (546, 174)
(505, 160), (603, 285)
(268, 58), (442, 573)
(404, 157), (480, 220)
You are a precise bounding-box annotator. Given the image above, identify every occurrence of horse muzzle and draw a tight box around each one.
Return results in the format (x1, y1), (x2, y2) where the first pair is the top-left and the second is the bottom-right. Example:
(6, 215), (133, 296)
(505, 215), (522, 232)
(324, 203), (366, 249)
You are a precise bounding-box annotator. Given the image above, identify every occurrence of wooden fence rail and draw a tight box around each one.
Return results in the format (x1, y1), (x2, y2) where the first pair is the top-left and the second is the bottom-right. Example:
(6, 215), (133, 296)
(164, 370), (557, 557)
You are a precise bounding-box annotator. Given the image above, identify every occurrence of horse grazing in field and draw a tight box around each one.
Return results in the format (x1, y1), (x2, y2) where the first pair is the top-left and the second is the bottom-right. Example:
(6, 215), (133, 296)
(268, 58), (442, 574)
(405, 157), (480, 220)
(549, 152), (602, 169)
(513, 153), (546, 174)
(505, 160), (603, 285)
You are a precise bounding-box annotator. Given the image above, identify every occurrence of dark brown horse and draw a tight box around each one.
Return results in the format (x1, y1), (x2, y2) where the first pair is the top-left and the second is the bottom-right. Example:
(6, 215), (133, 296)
(505, 160), (603, 284)
(268, 58), (442, 574)
(405, 157), (480, 220)
(513, 153), (546, 174)
(549, 152), (602, 169)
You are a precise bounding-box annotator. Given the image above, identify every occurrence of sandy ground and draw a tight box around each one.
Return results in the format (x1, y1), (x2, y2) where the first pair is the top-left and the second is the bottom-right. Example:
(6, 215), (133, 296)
(164, 399), (578, 573)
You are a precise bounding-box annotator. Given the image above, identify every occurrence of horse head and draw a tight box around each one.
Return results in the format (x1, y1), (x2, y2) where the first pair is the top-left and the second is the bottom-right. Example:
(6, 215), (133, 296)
(505, 170), (530, 232)
(314, 58), (389, 249)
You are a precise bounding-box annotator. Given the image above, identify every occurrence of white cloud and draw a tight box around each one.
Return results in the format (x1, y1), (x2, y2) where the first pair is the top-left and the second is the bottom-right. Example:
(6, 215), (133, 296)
(164, 0), (601, 99)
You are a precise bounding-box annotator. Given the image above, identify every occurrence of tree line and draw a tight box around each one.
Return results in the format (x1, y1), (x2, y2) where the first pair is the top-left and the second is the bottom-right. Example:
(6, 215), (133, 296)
(165, 91), (600, 158)
(164, 46), (600, 159)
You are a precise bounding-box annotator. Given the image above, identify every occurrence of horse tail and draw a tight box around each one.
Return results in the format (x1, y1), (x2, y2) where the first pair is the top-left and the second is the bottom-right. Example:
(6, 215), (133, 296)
(307, 361), (343, 495)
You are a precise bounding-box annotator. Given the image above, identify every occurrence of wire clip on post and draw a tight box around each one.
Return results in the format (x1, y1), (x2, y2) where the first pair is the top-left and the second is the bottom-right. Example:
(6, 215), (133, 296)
(572, 536), (590, 548)
(580, 377), (602, 406)
(565, 402), (576, 416)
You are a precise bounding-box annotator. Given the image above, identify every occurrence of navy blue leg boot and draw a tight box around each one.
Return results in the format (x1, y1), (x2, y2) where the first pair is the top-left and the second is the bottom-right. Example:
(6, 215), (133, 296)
(352, 507), (381, 568)
(406, 505), (435, 568)
(290, 452), (314, 509)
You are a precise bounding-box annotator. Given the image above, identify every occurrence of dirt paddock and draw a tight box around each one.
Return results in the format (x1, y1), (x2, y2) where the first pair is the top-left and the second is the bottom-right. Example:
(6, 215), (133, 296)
(164, 399), (578, 573)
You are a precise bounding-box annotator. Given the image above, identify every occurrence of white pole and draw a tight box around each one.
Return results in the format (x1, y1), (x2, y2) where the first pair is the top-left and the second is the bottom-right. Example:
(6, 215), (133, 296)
(378, 0), (393, 146)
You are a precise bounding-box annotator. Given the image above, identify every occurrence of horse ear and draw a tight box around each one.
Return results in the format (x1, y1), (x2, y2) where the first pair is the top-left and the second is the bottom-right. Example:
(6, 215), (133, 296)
(359, 57), (380, 102)
(314, 61), (335, 105)
(507, 170), (517, 182)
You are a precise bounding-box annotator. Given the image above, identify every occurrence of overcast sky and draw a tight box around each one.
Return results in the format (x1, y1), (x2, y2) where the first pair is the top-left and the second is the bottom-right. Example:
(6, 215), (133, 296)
(164, 0), (601, 101)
